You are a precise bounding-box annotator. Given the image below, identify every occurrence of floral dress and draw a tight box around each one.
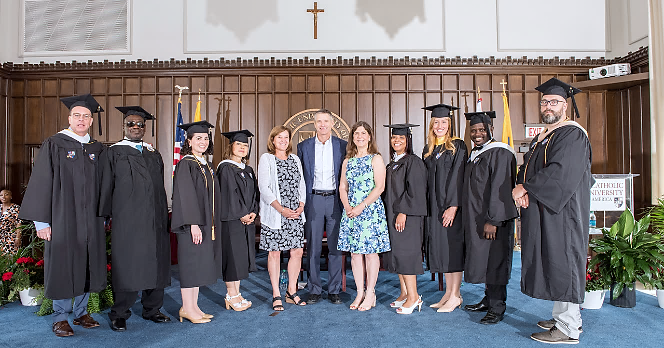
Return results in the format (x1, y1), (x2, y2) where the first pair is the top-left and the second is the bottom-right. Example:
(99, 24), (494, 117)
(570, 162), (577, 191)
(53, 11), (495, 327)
(0, 204), (21, 254)
(338, 155), (391, 254)
(260, 156), (305, 251)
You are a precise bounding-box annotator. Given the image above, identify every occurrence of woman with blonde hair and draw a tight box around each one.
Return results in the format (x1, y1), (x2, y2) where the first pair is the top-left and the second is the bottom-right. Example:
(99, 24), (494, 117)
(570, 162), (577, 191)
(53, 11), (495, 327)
(258, 126), (307, 311)
(338, 121), (390, 312)
(422, 104), (468, 313)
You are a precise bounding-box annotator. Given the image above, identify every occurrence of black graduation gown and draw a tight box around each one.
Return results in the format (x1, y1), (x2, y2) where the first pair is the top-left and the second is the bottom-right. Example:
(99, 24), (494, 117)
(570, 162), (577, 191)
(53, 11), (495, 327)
(517, 125), (592, 304)
(382, 154), (428, 275)
(216, 162), (259, 282)
(462, 143), (518, 285)
(98, 143), (171, 292)
(423, 139), (467, 273)
(18, 133), (107, 300)
(171, 157), (223, 288)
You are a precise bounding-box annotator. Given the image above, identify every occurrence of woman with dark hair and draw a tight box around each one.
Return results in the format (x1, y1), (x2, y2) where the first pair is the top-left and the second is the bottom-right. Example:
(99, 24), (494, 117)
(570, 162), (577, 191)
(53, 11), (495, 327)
(422, 104), (468, 313)
(0, 189), (21, 255)
(171, 120), (221, 324)
(258, 125), (307, 311)
(382, 124), (428, 314)
(338, 121), (390, 312)
(216, 130), (259, 312)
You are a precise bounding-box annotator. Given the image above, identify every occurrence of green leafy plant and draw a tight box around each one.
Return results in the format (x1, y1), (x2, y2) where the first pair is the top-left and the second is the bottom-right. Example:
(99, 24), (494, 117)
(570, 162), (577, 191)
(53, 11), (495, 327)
(589, 209), (664, 299)
(647, 197), (664, 236)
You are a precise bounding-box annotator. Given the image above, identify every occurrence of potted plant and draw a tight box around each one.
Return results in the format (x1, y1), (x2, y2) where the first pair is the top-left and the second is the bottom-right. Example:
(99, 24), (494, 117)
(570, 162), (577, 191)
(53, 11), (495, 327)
(647, 197), (664, 308)
(2, 255), (44, 306)
(1, 228), (45, 306)
(588, 209), (664, 308)
(581, 256), (607, 309)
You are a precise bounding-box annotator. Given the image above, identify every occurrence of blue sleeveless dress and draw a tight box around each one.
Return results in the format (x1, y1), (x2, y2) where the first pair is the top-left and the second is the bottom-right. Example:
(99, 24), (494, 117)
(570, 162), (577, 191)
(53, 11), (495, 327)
(337, 155), (391, 254)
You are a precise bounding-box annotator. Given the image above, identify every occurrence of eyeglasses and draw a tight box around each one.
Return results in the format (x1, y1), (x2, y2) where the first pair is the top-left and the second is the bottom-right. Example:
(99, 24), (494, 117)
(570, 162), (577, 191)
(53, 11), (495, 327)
(540, 99), (566, 107)
(71, 113), (92, 119)
(126, 121), (146, 128)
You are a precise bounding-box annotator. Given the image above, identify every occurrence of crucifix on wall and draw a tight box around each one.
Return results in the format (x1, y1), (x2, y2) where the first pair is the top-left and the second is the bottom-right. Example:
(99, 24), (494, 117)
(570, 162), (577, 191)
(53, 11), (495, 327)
(307, 2), (324, 39)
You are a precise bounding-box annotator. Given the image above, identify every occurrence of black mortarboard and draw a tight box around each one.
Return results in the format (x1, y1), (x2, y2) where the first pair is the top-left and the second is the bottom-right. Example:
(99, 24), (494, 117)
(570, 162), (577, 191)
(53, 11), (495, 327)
(178, 121), (214, 136)
(60, 94), (104, 135)
(115, 106), (155, 120)
(535, 78), (582, 119)
(422, 103), (459, 119)
(221, 129), (254, 144)
(465, 111), (496, 126)
(384, 123), (419, 136)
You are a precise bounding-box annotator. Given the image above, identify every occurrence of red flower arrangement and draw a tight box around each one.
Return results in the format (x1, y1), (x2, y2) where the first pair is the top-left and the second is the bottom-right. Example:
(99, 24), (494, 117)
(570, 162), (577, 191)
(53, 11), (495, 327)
(586, 256), (607, 292)
(16, 257), (35, 265)
(106, 264), (111, 272)
(2, 254), (45, 302)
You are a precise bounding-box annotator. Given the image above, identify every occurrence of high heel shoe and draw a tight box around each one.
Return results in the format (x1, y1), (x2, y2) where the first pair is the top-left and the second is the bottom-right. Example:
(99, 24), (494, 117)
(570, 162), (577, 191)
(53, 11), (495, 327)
(358, 290), (376, 312)
(397, 296), (423, 315)
(225, 293), (251, 312)
(202, 313), (214, 319)
(437, 296), (463, 313)
(390, 298), (407, 308)
(429, 297), (449, 308)
(349, 292), (365, 310)
(178, 308), (211, 324)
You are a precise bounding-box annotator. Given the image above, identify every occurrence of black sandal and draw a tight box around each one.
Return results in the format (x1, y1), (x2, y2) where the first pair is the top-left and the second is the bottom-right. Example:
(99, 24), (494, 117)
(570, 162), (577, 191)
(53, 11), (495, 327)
(272, 296), (284, 311)
(285, 291), (306, 306)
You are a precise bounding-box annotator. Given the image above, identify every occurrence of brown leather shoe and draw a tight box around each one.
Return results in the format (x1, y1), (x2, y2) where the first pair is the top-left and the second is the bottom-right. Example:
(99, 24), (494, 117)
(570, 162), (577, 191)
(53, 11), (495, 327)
(72, 314), (100, 329)
(52, 321), (74, 337)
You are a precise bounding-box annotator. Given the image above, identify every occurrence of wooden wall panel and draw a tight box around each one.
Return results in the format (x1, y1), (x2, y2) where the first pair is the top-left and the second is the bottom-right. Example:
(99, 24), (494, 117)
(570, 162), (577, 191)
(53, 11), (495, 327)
(75, 78), (90, 94)
(2, 54), (648, 208)
(0, 76), (7, 186)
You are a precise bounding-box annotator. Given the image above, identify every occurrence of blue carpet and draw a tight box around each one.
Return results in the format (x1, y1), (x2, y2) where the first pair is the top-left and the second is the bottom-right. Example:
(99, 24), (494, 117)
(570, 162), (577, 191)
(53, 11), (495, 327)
(1, 251), (663, 348)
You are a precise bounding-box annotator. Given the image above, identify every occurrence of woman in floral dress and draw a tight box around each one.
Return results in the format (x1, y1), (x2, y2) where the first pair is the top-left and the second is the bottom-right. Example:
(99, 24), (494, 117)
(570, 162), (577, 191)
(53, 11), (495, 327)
(0, 189), (21, 255)
(338, 121), (390, 312)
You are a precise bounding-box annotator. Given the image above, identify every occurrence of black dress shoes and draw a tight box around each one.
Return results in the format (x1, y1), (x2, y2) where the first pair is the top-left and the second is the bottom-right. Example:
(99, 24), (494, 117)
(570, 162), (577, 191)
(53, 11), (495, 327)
(308, 294), (321, 304)
(464, 302), (490, 312)
(110, 318), (127, 331)
(142, 311), (172, 323)
(328, 294), (342, 304)
(480, 311), (504, 325)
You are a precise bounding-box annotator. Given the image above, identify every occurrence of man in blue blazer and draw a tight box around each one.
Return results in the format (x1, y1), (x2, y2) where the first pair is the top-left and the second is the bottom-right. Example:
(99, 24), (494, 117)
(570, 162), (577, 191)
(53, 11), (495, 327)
(297, 109), (347, 304)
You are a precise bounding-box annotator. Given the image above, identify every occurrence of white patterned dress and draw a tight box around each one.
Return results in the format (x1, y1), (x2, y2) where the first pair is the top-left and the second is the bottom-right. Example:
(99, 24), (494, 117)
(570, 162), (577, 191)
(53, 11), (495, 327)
(259, 156), (305, 251)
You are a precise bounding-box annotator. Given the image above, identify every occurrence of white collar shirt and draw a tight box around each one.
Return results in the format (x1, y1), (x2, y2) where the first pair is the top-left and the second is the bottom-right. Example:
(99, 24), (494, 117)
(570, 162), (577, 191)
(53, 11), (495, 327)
(313, 135), (335, 190)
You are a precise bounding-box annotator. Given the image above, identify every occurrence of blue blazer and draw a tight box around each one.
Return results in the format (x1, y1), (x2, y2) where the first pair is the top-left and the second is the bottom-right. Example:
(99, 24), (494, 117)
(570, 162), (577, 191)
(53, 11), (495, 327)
(297, 135), (347, 214)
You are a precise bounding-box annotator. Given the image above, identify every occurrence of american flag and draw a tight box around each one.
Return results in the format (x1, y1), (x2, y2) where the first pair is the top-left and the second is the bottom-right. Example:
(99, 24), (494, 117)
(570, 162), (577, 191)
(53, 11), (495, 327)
(173, 98), (185, 176)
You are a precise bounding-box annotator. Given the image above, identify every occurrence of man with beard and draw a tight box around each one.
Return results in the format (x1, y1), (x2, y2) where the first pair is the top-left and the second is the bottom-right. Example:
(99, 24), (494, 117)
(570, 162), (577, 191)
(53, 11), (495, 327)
(462, 111), (518, 325)
(99, 106), (171, 331)
(512, 78), (592, 344)
(19, 94), (107, 337)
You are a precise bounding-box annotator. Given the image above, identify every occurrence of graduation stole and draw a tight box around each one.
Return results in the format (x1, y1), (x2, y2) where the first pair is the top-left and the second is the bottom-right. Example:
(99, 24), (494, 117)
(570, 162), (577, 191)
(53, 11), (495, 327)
(522, 121), (588, 179)
(186, 156), (216, 240)
(468, 140), (516, 163)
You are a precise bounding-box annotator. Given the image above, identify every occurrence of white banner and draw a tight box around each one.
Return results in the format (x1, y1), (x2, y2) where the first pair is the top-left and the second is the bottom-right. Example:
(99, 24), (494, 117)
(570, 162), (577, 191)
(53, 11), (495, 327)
(590, 178), (626, 211)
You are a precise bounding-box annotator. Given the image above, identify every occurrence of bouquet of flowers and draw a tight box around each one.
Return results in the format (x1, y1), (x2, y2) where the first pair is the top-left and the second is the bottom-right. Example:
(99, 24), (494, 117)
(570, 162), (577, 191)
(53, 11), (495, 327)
(585, 256), (607, 292)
